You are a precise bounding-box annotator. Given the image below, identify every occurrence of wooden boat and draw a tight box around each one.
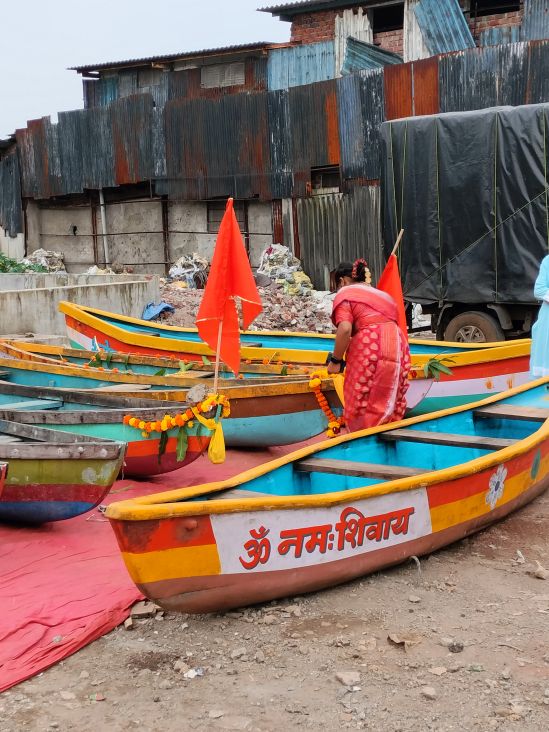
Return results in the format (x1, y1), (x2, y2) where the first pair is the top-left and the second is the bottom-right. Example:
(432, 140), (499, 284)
(0, 421), (125, 524)
(106, 378), (549, 613)
(0, 339), (309, 381)
(0, 382), (210, 477)
(0, 353), (432, 447)
(0, 336), (533, 446)
(60, 300), (530, 366)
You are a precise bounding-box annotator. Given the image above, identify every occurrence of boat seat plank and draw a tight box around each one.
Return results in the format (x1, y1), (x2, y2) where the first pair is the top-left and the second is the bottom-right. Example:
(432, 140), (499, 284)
(214, 489), (272, 500)
(475, 405), (549, 422)
(381, 428), (518, 451)
(0, 435), (24, 443)
(2, 399), (64, 411)
(296, 458), (425, 480)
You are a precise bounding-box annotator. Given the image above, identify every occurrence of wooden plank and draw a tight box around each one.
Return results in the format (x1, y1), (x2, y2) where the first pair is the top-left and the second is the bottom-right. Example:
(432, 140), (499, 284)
(3, 399), (63, 411)
(381, 428), (518, 451)
(475, 405), (549, 422)
(0, 435), (23, 443)
(296, 458), (425, 480)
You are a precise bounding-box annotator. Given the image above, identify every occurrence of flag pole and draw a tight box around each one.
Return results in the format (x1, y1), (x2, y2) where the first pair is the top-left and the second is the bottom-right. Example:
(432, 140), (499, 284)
(391, 229), (404, 257)
(213, 320), (223, 394)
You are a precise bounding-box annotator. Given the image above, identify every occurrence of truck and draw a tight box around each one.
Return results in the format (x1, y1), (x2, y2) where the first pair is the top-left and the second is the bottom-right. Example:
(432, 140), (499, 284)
(380, 103), (549, 341)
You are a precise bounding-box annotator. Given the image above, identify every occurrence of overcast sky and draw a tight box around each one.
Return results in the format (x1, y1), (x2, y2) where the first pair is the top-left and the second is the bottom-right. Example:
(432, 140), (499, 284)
(0, 0), (290, 138)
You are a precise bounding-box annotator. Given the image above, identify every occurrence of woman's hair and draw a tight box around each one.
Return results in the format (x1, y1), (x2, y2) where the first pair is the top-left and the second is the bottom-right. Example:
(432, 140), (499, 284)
(334, 258), (371, 285)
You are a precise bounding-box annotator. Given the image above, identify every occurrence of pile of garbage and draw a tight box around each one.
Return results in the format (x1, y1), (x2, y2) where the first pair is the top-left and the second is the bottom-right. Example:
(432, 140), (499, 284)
(257, 244), (314, 296)
(160, 282), (334, 333)
(168, 253), (209, 289)
(0, 249), (66, 274)
(21, 248), (66, 272)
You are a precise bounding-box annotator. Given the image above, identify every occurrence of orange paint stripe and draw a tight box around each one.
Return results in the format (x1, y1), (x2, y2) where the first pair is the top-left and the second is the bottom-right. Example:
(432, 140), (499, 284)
(427, 447), (543, 509)
(439, 357), (529, 382)
(111, 514), (216, 554)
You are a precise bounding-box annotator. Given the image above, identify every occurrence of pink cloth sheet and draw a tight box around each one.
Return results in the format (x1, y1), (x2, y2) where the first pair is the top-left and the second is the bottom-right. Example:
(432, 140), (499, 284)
(0, 441), (317, 692)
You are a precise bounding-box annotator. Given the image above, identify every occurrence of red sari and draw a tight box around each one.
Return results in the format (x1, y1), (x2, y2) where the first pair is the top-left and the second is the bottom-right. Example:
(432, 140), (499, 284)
(332, 284), (411, 432)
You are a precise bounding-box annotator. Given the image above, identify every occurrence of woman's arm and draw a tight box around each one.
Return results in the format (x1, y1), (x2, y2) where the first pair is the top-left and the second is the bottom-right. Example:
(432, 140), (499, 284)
(534, 257), (549, 301)
(327, 321), (352, 374)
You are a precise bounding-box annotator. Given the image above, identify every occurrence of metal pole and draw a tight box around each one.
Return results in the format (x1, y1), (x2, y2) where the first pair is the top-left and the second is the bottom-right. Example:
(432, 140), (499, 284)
(213, 320), (223, 395)
(98, 188), (110, 266)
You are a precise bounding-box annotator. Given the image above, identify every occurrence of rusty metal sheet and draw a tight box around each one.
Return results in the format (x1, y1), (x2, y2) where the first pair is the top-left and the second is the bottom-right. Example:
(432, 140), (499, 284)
(0, 152), (23, 235)
(110, 95), (154, 185)
(412, 57), (439, 116)
(267, 90), (293, 199)
(289, 80), (341, 196)
(439, 44), (529, 113)
(337, 69), (384, 181)
(161, 91), (273, 200)
(521, 0), (549, 41)
(527, 40), (549, 104)
(297, 186), (382, 289)
(384, 63), (413, 120)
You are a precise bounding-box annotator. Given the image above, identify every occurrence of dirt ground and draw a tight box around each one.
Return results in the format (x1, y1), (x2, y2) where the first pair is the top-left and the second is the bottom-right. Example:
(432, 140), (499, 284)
(2, 486), (548, 732)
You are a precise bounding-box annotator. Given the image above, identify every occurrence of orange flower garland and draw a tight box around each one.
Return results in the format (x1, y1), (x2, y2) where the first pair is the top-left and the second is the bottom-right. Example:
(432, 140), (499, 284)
(308, 370), (345, 438)
(123, 394), (230, 439)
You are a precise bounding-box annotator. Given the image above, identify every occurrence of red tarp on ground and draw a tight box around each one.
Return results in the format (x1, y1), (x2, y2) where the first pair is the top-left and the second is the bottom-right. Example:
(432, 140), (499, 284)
(0, 441), (317, 692)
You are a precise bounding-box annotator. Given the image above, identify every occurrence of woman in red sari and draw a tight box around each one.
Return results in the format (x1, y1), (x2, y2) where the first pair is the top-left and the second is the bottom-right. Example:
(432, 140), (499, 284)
(326, 259), (411, 431)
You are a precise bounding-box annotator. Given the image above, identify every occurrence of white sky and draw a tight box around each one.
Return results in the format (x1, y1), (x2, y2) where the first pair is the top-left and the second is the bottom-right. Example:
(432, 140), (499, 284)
(0, 0), (290, 138)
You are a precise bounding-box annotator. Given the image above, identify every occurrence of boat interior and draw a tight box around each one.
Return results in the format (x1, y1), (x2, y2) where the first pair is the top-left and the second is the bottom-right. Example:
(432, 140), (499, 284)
(199, 383), (549, 501)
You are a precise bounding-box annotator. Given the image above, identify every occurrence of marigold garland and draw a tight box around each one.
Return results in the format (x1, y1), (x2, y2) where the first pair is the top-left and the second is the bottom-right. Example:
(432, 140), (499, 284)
(123, 394), (230, 440)
(309, 370), (345, 438)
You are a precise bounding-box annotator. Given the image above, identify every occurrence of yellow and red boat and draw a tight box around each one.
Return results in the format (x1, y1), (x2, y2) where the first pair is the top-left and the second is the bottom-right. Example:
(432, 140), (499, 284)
(106, 378), (549, 613)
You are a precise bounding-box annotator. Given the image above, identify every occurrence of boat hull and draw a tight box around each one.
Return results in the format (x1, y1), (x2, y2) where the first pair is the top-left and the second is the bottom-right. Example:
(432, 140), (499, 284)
(112, 475), (547, 614)
(0, 451), (124, 524)
(106, 379), (549, 613)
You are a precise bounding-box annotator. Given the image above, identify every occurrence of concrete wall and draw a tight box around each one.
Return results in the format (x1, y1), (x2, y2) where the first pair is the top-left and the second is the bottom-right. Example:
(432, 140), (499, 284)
(167, 200), (273, 267)
(0, 276), (160, 336)
(0, 229), (24, 260)
(24, 198), (274, 273)
(0, 272), (154, 292)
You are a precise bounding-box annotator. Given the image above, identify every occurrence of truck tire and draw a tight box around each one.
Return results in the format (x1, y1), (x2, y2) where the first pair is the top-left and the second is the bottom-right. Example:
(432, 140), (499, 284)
(444, 311), (505, 343)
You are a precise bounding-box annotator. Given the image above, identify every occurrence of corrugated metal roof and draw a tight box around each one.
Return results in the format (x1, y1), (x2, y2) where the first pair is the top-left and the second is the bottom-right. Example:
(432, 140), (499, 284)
(342, 39), (402, 74)
(521, 0), (549, 42)
(267, 41), (335, 90)
(70, 42), (273, 73)
(260, 1), (356, 17)
(414, 0), (475, 56)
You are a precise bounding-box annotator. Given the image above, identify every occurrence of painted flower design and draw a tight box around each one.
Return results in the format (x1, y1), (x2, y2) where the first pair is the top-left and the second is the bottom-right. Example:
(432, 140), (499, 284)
(486, 464), (507, 510)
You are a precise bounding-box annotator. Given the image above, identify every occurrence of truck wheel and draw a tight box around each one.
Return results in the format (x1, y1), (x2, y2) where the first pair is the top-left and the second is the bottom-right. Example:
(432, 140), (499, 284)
(444, 312), (505, 343)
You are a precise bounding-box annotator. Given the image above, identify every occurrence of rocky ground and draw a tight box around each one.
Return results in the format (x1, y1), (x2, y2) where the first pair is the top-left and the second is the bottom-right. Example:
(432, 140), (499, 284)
(2, 489), (548, 732)
(160, 283), (335, 333)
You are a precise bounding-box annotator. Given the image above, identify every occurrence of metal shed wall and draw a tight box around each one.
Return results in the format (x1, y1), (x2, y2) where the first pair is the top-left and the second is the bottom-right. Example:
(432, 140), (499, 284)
(161, 91), (272, 200)
(521, 0), (549, 41)
(267, 42), (335, 90)
(297, 186), (383, 289)
(0, 152), (23, 236)
(337, 70), (385, 181)
(288, 80), (341, 196)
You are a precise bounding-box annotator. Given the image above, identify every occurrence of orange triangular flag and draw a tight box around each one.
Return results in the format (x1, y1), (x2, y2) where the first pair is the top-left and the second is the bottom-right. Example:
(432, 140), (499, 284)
(377, 254), (407, 334)
(196, 198), (262, 375)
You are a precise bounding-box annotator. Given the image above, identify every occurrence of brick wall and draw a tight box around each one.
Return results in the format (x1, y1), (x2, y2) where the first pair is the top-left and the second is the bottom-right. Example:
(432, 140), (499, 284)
(291, 8), (405, 56)
(290, 10), (338, 43)
(373, 29), (404, 56)
(468, 10), (523, 43)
